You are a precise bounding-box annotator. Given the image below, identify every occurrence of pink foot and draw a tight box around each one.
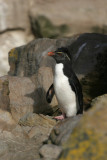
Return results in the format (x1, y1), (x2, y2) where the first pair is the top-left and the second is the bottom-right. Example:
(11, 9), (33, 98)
(53, 114), (65, 120)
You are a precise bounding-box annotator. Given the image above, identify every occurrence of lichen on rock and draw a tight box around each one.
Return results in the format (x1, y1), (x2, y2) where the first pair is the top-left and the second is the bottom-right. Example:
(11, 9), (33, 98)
(58, 94), (107, 160)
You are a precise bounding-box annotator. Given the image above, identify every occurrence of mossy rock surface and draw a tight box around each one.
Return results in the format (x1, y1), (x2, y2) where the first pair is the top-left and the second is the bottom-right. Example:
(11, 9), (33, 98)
(59, 95), (107, 160)
(59, 129), (107, 160)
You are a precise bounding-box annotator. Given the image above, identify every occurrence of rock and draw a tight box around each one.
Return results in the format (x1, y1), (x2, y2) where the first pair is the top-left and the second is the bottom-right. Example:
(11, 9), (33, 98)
(0, 108), (16, 141)
(0, 120), (40, 159)
(1, 75), (49, 123)
(0, 0), (107, 36)
(19, 112), (56, 127)
(0, 30), (33, 77)
(1, 70), (57, 123)
(58, 94), (107, 160)
(68, 33), (107, 109)
(0, 0), (28, 32)
(9, 76), (35, 122)
(30, 0), (107, 35)
(39, 144), (62, 159)
(8, 38), (75, 76)
(91, 94), (107, 111)
(8, 72), (57, 122)
(31, 67), (57, 114)
(49, 115), (82, 145)
(8, 33), (107, 80)
(0, 141), (8, 157)
(30, 15), (69, 38)
(19, 113), (56, 143)
(0, 76), (10, 111)
(0, 109), (15, 126)
(38, 159), (55, 160)
(0, 112), (56, 160)
(0, 133), (41, 160)
(69, 33), (107, 74)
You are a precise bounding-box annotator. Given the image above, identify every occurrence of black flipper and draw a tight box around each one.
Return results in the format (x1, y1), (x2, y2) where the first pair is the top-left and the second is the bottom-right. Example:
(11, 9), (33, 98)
(46, 84), (55, 103)
(69, 72), (83, 114)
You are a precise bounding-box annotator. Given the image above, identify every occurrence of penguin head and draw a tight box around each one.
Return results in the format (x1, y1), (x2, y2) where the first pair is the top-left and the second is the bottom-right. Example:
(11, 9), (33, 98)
(48, 47), (71, 63)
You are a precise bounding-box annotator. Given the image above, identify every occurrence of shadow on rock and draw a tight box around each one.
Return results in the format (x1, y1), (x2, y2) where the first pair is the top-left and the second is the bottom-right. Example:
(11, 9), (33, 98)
(25, 87), (58, 116)
(81, 45), (107, 110)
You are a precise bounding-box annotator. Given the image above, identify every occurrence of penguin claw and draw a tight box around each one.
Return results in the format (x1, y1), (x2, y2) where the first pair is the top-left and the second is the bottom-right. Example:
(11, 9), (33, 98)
(53, 115), (65, 120)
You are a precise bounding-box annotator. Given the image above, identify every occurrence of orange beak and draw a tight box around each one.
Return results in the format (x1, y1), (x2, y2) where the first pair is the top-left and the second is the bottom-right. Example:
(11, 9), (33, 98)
(48, 51), (55, 56)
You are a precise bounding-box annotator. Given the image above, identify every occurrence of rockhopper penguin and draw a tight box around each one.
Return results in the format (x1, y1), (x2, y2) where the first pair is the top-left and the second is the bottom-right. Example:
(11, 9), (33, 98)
(46, 48), (83, 120)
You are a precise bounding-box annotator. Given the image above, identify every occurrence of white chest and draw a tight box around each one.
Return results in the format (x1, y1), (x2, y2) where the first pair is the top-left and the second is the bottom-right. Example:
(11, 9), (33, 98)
(54, 63), (77, 117)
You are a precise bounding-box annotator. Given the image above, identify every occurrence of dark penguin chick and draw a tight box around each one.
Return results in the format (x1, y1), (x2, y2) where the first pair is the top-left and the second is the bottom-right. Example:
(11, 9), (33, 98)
(46, 49), (83, 120)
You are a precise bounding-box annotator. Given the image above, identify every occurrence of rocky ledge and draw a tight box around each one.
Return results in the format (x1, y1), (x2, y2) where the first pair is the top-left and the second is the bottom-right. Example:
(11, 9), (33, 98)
(0, 33), (107, 160)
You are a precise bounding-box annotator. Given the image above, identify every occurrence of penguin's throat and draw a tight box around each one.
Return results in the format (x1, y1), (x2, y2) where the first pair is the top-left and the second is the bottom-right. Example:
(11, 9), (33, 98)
(54, 63), (64, 76)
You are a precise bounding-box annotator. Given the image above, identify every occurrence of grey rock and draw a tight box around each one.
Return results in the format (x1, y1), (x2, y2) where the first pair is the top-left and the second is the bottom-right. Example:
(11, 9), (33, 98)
(9, 76), (35, 122)
(39, 144), (62, 159)
(8, 38), (75, 77)
(0, 109), (16, 132)
(0, 121), (55, 160)
(30, 15), (69, 38)
(1, 0), (107, 35)
(0, 141), (8, 157)
(19, 112), (56, 127)
(19, 113), (56, 143)
(0, 31), (29, 77)
(0, 76), (10, 111)
(30, 0), (107, 35)
(49, 115), (82, 145)
(0, 0), (28, 32)
(8, 73), (57, 122)
(0, 72), (57, 124)
(91, 94), (107, 111)
(31, 67), (57, 114)
(68, 33), (107, 75)
(0, 135), (40, 160)
(38, 159), (55, 160)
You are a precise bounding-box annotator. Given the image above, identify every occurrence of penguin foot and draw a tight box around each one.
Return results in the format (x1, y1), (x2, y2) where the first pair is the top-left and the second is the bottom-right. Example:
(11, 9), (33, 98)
(53, 114), (65, 120)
